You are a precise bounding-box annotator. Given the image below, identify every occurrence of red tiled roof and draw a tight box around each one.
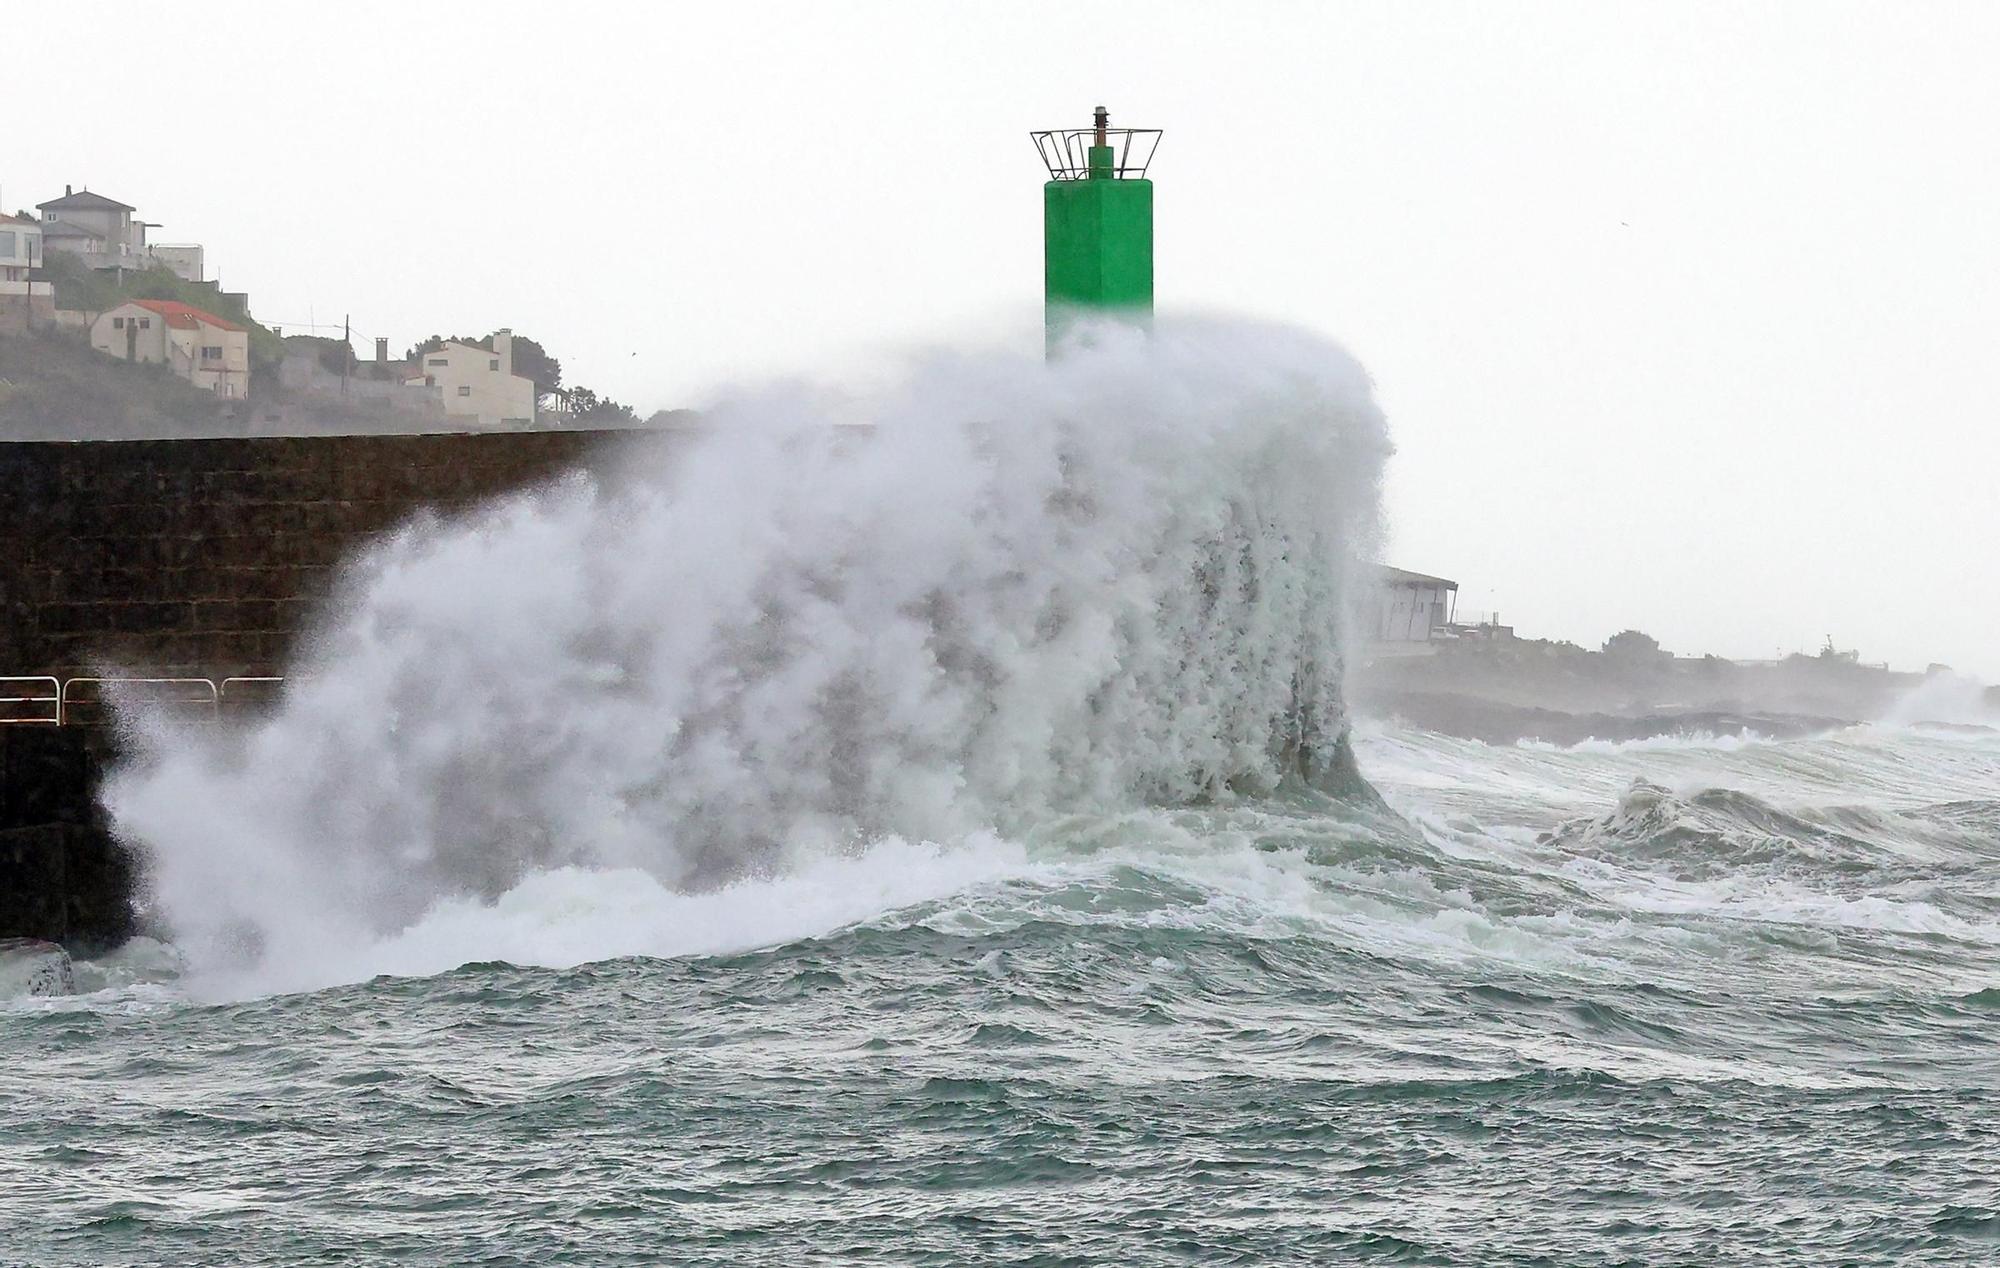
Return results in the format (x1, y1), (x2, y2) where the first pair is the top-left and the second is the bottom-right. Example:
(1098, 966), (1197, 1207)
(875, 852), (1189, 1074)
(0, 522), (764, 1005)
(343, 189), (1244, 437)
(126, 298), (244, 332)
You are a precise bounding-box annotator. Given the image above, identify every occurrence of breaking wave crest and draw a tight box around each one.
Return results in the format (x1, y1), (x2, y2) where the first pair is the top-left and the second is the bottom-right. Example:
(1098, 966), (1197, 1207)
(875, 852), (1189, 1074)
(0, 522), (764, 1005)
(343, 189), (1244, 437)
(103, 319), (1390, 995)
(1358, 721), (2000, 961)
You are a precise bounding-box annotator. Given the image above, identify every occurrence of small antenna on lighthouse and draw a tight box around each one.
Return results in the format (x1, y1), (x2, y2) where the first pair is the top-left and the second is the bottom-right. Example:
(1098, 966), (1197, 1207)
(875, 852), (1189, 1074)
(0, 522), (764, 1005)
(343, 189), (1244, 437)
(1093, 105), (1109, 148)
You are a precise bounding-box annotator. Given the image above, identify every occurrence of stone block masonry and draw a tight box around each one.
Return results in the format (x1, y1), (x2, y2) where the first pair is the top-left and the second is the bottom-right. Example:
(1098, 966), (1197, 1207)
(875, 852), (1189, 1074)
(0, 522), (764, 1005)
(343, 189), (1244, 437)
(0, 430), (629, 680)
(0, 727), (132, 950)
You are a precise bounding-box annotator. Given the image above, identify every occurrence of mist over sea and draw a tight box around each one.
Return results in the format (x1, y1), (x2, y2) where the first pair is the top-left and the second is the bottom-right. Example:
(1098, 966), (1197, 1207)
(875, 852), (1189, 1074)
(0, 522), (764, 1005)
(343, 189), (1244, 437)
(4, 325), (1996, 1264)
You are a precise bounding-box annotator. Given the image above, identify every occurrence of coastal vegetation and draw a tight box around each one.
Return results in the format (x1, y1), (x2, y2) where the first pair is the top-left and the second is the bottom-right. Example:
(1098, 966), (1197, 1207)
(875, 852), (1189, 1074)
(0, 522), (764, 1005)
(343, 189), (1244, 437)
(37, 252), (284, 374)
(0, 325), (233, 438)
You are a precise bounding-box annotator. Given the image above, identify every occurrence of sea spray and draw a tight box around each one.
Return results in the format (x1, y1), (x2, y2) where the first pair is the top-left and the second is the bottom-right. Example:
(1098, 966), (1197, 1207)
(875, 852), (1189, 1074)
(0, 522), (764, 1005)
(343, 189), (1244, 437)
(104, 318), (1390, 986)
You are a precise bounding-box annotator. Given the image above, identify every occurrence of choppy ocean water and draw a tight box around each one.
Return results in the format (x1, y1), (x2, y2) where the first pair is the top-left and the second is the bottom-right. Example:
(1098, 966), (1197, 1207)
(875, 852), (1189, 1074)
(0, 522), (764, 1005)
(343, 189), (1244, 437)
(6, 720), (1997, 1266)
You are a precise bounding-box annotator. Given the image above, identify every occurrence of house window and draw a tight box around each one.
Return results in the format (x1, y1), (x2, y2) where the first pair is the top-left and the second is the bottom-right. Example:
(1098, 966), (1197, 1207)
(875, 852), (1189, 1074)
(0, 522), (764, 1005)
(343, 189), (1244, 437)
(457, 385), (472, 397)
(113, 317), (125, 329)
(489, 358), (500, 371)
(428, 357), (448, 367)
(139, 318), (150, 328)
(202, 345), (223, 361)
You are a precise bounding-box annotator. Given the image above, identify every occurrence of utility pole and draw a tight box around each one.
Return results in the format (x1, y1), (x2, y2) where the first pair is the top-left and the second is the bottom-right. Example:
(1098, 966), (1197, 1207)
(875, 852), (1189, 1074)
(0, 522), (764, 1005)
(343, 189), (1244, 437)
(341, 313), (350, 398)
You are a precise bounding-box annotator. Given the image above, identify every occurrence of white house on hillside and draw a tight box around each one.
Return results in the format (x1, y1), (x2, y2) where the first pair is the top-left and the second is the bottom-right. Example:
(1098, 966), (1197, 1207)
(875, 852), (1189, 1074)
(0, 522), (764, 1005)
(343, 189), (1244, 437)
(404, 329), (536, 428)
(0, 213), (44, 278)
(0, 213), (53, 332)
(90, 298), (252, 398)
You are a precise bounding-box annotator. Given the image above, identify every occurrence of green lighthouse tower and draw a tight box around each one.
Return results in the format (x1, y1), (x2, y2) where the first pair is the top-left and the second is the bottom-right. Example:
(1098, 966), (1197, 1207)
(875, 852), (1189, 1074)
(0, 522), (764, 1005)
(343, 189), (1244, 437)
(1032, 106), (1162, 350)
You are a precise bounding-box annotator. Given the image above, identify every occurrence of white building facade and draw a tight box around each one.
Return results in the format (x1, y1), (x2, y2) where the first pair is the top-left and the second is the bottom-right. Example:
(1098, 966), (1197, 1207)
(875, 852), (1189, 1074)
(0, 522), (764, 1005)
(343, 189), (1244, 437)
(0, 213), (53, 333)
(90, 299), (252, 398)
(404, 329), (536, 428)
(1372, 567), (1459, 642)
(146, 243), (205, 282)
(0, 214), (44, 278)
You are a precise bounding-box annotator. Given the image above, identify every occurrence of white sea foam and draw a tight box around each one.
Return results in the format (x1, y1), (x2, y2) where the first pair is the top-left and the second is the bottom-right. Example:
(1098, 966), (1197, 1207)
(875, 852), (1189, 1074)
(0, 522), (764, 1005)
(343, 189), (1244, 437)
(104, 319), (1390, 996)
(1514, 730), (1781, 755)
(188, 834), (1034, 1001)
(1360, 718), (2000, 821)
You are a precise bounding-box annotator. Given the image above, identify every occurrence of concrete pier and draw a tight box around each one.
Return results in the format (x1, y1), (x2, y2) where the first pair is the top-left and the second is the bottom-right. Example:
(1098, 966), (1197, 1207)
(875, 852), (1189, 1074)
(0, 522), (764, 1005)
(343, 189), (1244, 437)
(0, 427), (640, 949)
(1, 430), (621, 681)
(0, 727), (131, 951)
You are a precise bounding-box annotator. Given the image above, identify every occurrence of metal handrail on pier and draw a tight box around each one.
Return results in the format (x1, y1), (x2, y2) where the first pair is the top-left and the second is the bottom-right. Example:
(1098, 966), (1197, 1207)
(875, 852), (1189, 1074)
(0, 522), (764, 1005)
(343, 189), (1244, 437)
(219, 676), (288, 700)
(0, 677), (61, 725)
(0, 675), (292, 725)
(57, 677), (221, 726)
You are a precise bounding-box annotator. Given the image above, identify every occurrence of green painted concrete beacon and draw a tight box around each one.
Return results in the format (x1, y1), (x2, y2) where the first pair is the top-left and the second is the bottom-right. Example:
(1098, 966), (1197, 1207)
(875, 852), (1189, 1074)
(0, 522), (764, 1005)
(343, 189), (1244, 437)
(1032, 106), (1162, 351)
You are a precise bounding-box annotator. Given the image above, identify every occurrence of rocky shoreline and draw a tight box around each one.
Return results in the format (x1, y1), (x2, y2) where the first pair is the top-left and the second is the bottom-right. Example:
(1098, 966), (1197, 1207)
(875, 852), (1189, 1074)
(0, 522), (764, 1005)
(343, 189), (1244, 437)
(1358, 690), (1855, 747)
(1351, 636), (1994, 746)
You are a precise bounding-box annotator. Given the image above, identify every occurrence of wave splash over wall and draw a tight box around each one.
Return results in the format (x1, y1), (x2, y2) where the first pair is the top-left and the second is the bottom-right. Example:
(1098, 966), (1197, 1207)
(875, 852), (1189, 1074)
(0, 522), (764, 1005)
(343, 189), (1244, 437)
(104, 319), (1389, 989)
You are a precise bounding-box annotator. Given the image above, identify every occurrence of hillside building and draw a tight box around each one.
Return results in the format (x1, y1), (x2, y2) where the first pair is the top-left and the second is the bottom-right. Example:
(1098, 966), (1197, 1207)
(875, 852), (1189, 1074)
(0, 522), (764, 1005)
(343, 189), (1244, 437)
(0, 213), (53, 332)
(37, 216), (110, 258)
(275, 337), (445, 422)
(404, 330), (536, 428)
(0, 213), (44, 279)
(37, 188), (145, 262)
(89, 299), (252, 398)
(1372, 567), (1459, 642)
(34, 187), (207, 281)
(146, 243), (205, 282)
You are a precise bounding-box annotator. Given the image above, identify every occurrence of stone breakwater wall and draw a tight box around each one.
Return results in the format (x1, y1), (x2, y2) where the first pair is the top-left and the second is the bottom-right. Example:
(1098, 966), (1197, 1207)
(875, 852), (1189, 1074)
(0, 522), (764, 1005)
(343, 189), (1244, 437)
(0, 430), (628, 681)
(0, 427), (642, 947)
(0, 728), (129, 951)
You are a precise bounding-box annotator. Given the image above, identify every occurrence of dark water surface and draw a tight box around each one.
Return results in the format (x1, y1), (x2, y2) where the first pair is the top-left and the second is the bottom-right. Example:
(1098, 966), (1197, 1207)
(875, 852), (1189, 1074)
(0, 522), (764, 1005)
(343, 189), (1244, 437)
(6, 723), (1998, 1265)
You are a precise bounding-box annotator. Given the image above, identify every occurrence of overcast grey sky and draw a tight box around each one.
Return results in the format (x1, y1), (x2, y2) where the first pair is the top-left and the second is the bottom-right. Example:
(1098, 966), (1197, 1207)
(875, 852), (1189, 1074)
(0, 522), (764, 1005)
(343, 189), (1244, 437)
(12, 1), (1997, 677)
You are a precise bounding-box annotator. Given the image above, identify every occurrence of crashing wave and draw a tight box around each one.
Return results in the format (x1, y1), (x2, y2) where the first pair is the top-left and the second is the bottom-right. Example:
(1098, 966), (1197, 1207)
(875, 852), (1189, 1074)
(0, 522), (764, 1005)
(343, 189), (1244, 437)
(105, 318), (1390, 975)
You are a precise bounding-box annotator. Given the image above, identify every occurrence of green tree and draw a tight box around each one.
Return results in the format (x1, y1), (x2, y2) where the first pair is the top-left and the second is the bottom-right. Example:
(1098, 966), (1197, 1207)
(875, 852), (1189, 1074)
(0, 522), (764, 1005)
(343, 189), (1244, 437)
(1602, 629), (1666, 661)
(559, 385), (638, 427)
(406, 334), (463, 363)
(506, 335), (561, 401)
